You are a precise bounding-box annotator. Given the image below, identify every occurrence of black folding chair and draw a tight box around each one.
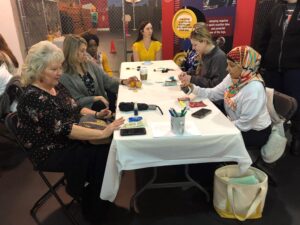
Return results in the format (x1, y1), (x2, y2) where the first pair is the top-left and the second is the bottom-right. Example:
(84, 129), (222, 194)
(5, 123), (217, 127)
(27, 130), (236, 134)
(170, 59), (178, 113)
(247, 89), (298, 186)
(4, 112), (80, 225)
(272, 90), (298, 127)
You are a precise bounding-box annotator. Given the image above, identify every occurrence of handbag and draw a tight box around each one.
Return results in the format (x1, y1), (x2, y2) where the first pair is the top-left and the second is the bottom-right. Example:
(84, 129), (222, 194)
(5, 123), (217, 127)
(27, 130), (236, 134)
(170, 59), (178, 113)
(213, 165), (268, 221)
(78, 115), (112, 144)
(262, 88), (287, 163)
(261, 123), (287, 163)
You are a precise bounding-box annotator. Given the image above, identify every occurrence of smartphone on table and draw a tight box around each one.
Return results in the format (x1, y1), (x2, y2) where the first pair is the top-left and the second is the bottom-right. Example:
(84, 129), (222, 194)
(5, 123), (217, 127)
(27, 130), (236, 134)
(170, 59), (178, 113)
(120, 127), (147, 136)
(191, 108), (212, 119)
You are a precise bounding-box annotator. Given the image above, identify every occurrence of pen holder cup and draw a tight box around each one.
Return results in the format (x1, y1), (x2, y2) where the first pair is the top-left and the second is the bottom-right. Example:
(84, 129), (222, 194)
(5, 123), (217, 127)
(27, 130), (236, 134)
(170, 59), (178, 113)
(171, 116), (185, 135)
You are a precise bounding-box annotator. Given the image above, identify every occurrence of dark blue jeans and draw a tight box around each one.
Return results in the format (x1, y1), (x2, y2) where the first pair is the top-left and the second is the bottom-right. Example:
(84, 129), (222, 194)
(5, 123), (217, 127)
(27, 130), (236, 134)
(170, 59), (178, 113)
(263, 69), (300, 138)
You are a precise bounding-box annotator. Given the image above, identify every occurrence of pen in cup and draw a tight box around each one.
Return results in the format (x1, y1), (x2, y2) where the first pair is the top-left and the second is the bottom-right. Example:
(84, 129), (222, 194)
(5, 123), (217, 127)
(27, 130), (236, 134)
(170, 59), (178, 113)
(171, 108), (178, 117)
(170, 108), (186, 135)
(168, 109), (175, 117)
(169, 107), (187, 117)
(180, 107), (187, 117)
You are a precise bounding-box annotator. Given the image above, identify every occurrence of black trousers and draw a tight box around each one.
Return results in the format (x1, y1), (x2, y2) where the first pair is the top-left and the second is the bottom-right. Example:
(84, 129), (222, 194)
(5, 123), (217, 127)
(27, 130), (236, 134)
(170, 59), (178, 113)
(241, 125), (272, 148)
(39, 141), (109, 195)
(38, 141), (111, 222)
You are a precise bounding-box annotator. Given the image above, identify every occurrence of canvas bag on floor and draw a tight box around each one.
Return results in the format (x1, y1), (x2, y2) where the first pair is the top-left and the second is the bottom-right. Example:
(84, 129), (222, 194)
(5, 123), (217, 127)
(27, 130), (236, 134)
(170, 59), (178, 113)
(213, 165), (268, 221)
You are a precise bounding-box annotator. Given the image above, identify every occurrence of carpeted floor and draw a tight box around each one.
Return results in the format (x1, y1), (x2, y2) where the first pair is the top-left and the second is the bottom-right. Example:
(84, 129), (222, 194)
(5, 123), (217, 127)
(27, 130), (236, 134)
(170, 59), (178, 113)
(0, 151), (300, 225)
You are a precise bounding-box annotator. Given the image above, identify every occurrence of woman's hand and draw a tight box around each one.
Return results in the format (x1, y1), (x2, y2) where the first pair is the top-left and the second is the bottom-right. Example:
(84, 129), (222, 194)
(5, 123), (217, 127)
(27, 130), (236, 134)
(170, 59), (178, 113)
(96, 108), (112, 119)
(69, 117), (124, 141)
(94, 96), (109, 108)
(178, 72), (191, 87)
(103, 117), (125, 137)
(122, 76), (139, 86)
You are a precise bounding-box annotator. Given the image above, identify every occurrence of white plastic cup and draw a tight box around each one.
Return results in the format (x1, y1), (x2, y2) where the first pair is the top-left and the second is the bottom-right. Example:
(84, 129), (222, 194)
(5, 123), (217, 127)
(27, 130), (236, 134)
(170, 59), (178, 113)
(140, 66), (148, 81)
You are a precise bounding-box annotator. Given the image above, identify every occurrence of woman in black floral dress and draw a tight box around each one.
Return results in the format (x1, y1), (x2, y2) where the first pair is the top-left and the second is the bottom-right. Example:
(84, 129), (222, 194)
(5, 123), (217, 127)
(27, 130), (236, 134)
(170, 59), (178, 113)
(17, 41), (125, 223)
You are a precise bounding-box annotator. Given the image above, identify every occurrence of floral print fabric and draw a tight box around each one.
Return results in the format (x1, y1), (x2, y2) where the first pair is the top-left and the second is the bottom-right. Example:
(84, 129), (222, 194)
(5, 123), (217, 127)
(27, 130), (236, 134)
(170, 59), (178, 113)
(80, 72), (95, 96)
(16, 83), (82, 165)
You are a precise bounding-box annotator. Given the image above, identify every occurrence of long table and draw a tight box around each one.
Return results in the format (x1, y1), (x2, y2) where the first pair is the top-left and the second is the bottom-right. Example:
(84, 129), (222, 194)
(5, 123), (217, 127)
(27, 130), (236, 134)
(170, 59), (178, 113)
(100, 60), (252, 202)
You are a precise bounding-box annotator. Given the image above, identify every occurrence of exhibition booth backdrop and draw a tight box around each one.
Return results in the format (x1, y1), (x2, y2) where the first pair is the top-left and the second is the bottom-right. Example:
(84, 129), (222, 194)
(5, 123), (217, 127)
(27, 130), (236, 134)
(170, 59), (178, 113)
(162, 0), (257, 59)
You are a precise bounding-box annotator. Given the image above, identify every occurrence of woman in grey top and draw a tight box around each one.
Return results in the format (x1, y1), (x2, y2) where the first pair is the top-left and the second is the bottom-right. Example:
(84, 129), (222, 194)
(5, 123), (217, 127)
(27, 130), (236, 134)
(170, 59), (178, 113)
(179, 25), (227, 88)
(60, 34), (136, 112)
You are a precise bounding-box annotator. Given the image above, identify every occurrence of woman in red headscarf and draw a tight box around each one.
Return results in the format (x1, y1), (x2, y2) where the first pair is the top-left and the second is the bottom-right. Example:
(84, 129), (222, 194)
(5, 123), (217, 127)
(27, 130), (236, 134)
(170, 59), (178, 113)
(181, 45), (272, 147)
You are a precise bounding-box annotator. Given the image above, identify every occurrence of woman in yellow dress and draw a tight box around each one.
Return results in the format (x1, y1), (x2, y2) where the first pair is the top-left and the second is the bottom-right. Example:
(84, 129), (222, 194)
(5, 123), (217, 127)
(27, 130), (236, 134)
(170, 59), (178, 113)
(132, 21), (162, 61)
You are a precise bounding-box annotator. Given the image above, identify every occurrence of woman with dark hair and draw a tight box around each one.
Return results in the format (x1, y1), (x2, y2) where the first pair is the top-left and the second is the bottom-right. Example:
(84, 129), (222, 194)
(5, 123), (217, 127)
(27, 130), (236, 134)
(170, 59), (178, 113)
(0, 33), (19, 74)
(81, 32), (113, 76)
(132, 21), (162, 61)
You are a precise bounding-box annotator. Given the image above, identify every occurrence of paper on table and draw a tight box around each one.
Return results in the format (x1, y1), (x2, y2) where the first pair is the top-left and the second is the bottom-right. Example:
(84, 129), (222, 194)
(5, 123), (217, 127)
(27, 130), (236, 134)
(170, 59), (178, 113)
(150, 121), (201, 138)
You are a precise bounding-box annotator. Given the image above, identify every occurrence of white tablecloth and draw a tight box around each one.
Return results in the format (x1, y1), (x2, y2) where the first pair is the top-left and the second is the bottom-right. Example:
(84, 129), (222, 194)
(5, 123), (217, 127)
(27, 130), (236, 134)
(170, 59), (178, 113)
(100, 60), (252, 201)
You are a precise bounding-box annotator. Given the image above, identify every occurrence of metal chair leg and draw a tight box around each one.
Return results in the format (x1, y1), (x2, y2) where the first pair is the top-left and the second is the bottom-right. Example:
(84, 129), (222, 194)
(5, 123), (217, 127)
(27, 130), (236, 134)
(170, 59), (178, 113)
(30, 172), (80, 225)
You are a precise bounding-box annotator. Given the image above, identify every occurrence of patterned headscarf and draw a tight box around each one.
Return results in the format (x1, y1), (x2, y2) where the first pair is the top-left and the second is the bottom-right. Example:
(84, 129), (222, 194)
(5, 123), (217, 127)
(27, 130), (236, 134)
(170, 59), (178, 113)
(224, 46), (264, 111)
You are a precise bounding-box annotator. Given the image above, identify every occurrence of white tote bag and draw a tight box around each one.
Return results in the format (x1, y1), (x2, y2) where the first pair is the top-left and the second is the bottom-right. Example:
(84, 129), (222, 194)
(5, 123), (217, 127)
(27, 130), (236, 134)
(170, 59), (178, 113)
(213, 165), (268, 221)
(262, 88), (287, 163)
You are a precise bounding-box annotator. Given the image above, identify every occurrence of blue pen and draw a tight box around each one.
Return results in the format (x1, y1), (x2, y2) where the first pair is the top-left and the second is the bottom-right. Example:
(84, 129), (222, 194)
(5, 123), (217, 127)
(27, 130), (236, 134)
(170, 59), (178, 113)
(170, 108), (178, 117)
(169, 109), (175, 117)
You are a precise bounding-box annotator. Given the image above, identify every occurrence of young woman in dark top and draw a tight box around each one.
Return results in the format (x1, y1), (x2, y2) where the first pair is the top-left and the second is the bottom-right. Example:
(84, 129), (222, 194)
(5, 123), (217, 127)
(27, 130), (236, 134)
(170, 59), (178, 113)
(17, 41), (126, 223)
